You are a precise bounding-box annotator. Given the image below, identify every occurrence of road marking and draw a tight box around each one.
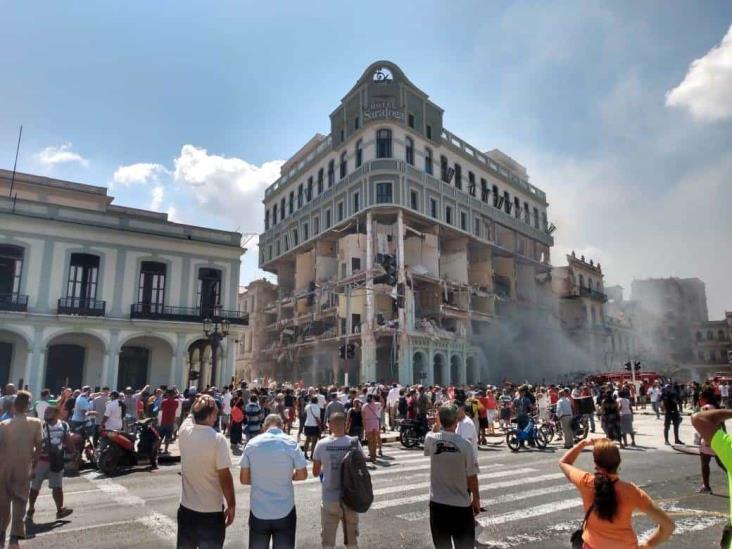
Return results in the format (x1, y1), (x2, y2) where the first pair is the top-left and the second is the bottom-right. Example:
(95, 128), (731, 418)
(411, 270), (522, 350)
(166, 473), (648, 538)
(38, 488), (98, 499)
(638, 515), (725, 542)
(371, 469), (555, 510)
(396, 484), (575, 522)
(477, 498), (582, 527)
(88, 476), (177, 542)
(475, 519), (580, 548)
(372, 466), (534, 497)
(33, 519), (138, 537)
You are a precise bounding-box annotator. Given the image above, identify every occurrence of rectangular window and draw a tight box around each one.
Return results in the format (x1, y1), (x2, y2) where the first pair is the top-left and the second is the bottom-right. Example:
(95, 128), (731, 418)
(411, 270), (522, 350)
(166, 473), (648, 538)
(272, 205), (277, 226)
(514, 197), (521, 218)
(426, 125), (432, 139)
(542, 211), (548, 230)
(67, 253), (100, 302)
(264, 210), (269, 230)
(410, 190), (418, 210)
(340, 154), (347, 179)
(524, 201), (530, 223)
(474, 217), (480, 237)
(280, 198), (285, 220)
(533, 207), (539, 229)
(284, 234), (289, 251)
(275, 240), (280, 256)
(351, 257), (361, 273)
(289, 191), (294, 214)
(328, 161), (335, 187)
(303, 222), (309, 241)
(468, 172), (475, 196)
(503, 191), (510, 214)
(480, 178), (488, 202)
(340, 128), (344, 142)
(326, 209), (331, 228)
(293, 229), (299, 246)
(337, 201), (344, 222)
(268, 245), (272, 260)
(492, 185), (498, 207)
(313, 216), (320, 235)
(318, 169), (324, 194)
(307, 177), (313, 201)
(408, 112), (415, 128)
(138, 261), (166, 311)
(445, 206), (453, 225)
(297, 184), (303, 208)
(351, 313), (361, 333)
(376, 182), (392, 204)
(354, 116), (360, 130)
(430, 198), (437, 218)
(454, 164), (462, 190)
(376, 129), (392, 158)
(353, 192), (360, 213)
(440, 156), (449, 183)
(460, 212), (467, 230)
(405, 138), (414, 165)
(425, 148), (433, 175)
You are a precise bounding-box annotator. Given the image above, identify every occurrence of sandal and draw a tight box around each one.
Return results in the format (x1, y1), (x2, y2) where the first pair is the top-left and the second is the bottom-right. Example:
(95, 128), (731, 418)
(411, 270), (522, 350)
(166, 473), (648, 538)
(56, 507), (73, 519)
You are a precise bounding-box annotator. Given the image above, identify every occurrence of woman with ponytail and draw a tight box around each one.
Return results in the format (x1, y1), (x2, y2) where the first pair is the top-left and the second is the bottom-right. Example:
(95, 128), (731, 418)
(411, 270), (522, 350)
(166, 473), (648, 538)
(560, 438), (674, 548)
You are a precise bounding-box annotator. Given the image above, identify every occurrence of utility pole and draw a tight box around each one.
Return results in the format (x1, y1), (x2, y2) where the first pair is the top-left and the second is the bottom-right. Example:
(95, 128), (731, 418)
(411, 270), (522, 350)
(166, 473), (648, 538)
(344, 283), (351, 385)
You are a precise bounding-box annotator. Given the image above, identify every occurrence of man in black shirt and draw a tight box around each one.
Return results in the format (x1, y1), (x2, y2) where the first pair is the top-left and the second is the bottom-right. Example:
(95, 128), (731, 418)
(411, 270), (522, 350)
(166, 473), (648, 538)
(662, 385), (684, 445)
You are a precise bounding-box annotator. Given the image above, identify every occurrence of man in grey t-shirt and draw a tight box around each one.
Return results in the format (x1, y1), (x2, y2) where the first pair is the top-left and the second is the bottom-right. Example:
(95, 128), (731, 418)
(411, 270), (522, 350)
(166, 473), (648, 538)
(313, 412), (363, 549)
(424, 405), (480, 549)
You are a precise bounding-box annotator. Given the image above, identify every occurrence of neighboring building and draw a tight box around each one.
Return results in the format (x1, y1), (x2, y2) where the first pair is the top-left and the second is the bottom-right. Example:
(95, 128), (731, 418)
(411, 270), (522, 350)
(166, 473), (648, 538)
(690, 314), (732, 377)
(630, 277), (708, 365)
(604, 285), (640, 370)
(552, 252), (610, 372)
(255, 61), (555, 385)
(0, 169), (247, 397)
(235, 278), (277, 381)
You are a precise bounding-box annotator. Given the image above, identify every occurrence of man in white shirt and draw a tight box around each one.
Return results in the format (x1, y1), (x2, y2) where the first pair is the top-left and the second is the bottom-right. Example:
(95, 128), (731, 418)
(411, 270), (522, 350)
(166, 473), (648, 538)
(103, 391), (124, 431)
(556, 389), (575, 449)
(456, 405), (479, 464)
(386, 383), (401, 431)
(221, 387), (233, 435)
(177, 394), (235, 549)
(649, 383), (661, 419)
(721, 382), (729, 409)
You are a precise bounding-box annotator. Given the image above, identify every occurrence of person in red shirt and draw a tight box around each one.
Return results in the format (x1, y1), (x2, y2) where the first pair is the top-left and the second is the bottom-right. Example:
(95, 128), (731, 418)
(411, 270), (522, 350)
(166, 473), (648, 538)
(548, 386), (559, 406)
(159, 389), (179, 454)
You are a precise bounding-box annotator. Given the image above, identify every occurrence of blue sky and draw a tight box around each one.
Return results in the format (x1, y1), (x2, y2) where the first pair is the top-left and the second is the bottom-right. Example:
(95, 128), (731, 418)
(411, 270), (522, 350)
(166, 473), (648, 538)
(2, 2), (731, 316)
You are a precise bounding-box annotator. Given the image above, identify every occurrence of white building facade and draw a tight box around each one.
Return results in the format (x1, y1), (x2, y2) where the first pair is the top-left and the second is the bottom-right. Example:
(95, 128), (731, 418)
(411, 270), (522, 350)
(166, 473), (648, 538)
(0, 170), (246, 396)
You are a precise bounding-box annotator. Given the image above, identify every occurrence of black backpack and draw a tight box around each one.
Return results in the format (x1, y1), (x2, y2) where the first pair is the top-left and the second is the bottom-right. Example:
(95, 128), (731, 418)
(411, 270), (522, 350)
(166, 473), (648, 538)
(397, 396), (408, 416)
(340, 438), (373, 513)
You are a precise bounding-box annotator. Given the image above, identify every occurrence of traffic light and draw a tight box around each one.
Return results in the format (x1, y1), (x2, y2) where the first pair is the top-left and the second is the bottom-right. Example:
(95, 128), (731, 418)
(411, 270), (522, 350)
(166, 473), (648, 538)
(338, 345), (345, 359)
(189, 370), (200, 381)
(634, 361), (641, 371)
(624, 361), (632, 371)
(339, 344), (356, 359)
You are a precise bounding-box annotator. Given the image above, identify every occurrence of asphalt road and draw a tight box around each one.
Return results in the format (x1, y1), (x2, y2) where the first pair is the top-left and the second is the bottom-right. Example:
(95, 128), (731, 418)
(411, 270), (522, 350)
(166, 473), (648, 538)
(19, 414), (729, 548)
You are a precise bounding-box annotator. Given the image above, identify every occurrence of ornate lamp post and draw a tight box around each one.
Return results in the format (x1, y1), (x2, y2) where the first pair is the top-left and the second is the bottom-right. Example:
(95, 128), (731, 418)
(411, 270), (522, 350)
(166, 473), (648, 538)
(203, 311), (230, 388)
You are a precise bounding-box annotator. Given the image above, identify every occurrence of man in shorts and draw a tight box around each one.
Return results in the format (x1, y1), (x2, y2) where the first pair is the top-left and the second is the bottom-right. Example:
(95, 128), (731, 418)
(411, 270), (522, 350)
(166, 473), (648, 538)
(27, 406), (73, 520)
(159, 389), (179, 454)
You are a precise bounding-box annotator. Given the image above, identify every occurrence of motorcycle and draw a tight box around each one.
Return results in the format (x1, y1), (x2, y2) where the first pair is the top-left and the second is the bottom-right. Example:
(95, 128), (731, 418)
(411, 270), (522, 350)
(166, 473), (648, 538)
(95, 418), (161, 475)
(65, 421), (96, 475)
(399, 413), (436, 448)
(505, 417), (548, 452)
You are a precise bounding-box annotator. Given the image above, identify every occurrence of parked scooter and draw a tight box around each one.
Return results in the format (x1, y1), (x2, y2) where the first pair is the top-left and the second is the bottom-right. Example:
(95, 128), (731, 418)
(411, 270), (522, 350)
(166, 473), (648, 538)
(65, 421), (96, 475)
(95, 418), (161, 475)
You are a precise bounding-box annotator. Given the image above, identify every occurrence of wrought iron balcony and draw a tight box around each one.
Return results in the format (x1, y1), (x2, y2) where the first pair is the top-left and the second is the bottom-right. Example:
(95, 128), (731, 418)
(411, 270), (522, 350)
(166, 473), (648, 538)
(0, 293), (29, 312)
(130, 303), (248, 325)
(58, 297), (106, 317)
(578, 286), (608, 302)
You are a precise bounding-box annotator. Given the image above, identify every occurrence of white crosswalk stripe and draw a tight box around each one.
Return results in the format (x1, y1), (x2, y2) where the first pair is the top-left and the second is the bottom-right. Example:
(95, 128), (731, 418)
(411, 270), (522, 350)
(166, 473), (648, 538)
(477, 498), (582, 527)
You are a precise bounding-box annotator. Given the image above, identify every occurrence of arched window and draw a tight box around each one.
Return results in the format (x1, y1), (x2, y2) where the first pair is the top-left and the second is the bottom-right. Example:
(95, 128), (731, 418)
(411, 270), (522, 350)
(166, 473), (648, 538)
(339, 151), (347, 179)
(405, 136), (414, 165)
(588, 278), (593, 290)
(424, 147), (433, 175)
(355, 139), (362, 168)
(0, 244), (24, 298)
(578, 274), (584, 288)
(376, 129), (392, 158)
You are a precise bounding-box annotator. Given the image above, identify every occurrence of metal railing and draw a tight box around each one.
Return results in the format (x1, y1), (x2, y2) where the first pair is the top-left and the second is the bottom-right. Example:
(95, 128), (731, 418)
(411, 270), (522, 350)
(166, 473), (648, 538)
(58, 297), (106, 317)
(579, 286), (608, 302)
(130, 303), (248, 325)
(0, 293), (29, 312)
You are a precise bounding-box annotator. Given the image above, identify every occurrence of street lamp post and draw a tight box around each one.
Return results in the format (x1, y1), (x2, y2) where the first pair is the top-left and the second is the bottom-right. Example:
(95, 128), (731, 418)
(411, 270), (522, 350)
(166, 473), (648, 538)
(203, 312), (230, 388)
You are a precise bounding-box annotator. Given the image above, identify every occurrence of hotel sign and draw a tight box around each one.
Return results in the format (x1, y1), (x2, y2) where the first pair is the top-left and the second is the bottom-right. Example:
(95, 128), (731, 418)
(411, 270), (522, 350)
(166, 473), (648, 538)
(363, 100), (406, 123)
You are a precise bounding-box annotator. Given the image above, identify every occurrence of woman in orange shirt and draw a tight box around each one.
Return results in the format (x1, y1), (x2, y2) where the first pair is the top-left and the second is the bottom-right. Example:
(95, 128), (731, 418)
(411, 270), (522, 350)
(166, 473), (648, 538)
(559, 438), (674, 548)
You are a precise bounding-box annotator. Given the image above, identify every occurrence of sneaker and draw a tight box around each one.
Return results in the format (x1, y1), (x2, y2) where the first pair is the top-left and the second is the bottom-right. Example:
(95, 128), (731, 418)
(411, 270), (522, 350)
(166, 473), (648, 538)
(664, 440), (670, 445)
(675, 440), (685, 446)
(696, 485), (712, 494)
(56, 508), (73, 519)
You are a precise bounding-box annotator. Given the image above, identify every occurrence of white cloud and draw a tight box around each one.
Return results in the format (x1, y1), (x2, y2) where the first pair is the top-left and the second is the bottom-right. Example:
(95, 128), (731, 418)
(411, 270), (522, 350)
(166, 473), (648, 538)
(150, 185), (164, 210)
(173, 144), (284, 233)
(112, 162), (169, 186)
(665, 24), (732, 121)
(166, 205), (180, 223)
(37, 143), (88, 167)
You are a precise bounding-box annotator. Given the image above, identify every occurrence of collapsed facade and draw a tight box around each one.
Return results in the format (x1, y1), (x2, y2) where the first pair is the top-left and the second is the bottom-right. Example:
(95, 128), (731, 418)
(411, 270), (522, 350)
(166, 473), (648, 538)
(254, 61), (556, 386)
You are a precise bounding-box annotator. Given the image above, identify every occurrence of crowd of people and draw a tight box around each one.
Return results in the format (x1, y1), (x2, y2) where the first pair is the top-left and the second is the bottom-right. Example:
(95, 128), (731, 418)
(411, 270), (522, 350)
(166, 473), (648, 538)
(1, 376), (732, 548)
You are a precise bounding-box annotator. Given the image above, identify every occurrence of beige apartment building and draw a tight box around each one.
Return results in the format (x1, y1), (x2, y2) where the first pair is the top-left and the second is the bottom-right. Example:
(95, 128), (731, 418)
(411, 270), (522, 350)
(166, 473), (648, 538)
(235, 278), (277, 381)
(690, 313), (732, 377)
(253, 61), (555, 386)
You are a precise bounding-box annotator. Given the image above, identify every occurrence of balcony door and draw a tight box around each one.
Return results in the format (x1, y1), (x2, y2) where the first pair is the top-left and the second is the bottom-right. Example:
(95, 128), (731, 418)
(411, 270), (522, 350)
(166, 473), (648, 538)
(138, 262), (166, 314)
(198, 268), (222, 317)
(66, 253), (100, 306)
(0, 342), (11, 387)
(0, 245), (23, 299)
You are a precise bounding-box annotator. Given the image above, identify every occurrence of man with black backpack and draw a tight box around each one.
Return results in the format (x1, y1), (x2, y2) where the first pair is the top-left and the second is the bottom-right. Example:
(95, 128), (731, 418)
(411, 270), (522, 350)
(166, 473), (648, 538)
(312, 412), (371, 549)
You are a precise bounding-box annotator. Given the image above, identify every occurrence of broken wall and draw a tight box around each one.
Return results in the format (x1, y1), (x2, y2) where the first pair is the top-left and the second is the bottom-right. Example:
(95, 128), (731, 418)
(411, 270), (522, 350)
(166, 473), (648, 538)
(439, 237), (468, 284)
(404, 233), (439, 277)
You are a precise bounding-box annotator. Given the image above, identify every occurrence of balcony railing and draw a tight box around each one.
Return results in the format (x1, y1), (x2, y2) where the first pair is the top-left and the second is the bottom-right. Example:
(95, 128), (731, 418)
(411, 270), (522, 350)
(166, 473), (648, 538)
(578, 286), (608, 302)
(58, 297), (106, 317)
(0, 293), (29, 312)
(130, 303), (248, 325)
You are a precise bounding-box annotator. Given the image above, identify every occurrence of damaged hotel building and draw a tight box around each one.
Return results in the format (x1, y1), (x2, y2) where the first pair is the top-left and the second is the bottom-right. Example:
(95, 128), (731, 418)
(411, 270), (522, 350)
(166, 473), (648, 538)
(250, 61), (558, 386)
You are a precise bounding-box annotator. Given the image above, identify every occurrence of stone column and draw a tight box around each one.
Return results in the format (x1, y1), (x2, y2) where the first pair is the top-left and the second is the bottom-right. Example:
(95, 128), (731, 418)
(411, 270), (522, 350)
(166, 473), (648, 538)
(360, 211), (377, 383)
